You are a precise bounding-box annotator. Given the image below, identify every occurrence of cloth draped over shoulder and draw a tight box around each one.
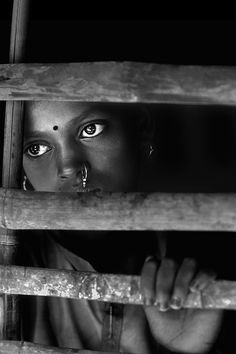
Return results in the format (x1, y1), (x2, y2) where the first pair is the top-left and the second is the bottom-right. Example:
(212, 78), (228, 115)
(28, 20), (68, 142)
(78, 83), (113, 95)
(20, 231), (168, 354)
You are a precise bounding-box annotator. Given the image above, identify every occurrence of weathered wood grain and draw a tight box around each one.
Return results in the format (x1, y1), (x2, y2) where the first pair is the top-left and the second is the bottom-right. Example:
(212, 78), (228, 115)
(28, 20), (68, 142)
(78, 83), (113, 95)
(0, 188), (236, 231)
(1, 62), (236, 104)
(9, 0), (29, 64)
(0, 0), (29, 341)
(0, 265), (234, 310)
(0, 340), (116, 354)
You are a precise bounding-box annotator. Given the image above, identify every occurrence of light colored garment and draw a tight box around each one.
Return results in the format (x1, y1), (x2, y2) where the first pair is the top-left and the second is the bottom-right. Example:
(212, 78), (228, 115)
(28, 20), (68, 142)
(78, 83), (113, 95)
(22, 232), (166, 353)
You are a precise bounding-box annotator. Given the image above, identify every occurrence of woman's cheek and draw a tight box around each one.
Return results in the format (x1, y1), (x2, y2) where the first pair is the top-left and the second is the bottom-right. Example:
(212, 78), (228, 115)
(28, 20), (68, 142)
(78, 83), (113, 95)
(23, 155), (57, 191)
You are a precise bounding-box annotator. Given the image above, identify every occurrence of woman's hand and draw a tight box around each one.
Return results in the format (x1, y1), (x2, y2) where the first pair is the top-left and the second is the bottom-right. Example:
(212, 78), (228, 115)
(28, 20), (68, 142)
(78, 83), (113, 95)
(141, 257), (223, 353)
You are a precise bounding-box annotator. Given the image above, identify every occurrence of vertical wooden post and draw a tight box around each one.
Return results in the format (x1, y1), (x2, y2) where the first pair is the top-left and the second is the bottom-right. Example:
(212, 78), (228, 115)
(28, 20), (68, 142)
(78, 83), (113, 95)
(0, 0), (29, 339)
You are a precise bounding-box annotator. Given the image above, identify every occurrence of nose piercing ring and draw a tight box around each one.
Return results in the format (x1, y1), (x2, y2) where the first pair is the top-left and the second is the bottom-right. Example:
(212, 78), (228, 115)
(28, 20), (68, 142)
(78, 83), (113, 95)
(81, 164), (88, 189)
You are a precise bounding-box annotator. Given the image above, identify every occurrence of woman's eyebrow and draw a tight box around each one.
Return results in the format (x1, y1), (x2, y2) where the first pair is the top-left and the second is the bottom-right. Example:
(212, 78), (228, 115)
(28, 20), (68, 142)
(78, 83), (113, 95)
(71, 110), (106, 123)
(24, 130), (52, 141)
(24, 109), (105, 140)
(67, 110), (107, 129)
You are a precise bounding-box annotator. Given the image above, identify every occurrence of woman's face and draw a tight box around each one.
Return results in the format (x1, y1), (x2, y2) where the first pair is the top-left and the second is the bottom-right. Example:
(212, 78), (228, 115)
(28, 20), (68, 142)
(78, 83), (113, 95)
(23, 101), (142, 192)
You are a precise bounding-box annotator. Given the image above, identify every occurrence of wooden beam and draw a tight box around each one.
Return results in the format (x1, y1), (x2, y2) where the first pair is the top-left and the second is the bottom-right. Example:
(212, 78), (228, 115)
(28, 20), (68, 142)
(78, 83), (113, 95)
(0, 340), (115, 354)
(0, 265), (234, 310)
(0, 188), (236, 231)
(0, 0), (29, 341)
(0, 62), (236, 104)
(9, 0), (29, 63)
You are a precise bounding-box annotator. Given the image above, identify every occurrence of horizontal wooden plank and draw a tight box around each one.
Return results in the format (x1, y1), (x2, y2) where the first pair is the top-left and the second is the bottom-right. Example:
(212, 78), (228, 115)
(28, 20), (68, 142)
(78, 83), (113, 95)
(0, 265), (235, 309)
(0, 62), (236, 104)
(0, 188), (236, 231)
(0, 340), (115, 353)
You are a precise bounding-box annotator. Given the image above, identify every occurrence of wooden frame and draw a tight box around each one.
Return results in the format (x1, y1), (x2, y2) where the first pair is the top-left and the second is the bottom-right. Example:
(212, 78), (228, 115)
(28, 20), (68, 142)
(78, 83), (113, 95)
(0, 62), (236, 104)
(0, 341), (116, 354)
(0, 189), (236, 231)
(0, 265), (236, 310)
(0, 0), (29, 341)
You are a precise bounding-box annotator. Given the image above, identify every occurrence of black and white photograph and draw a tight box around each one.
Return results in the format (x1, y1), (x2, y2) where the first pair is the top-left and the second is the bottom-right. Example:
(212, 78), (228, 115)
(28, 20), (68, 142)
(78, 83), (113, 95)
(0, 4), (236, 353)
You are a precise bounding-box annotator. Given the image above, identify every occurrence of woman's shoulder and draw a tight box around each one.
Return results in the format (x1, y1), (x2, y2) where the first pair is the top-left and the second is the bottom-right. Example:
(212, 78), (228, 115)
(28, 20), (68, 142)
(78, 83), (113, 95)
(18, 230), (58, 267)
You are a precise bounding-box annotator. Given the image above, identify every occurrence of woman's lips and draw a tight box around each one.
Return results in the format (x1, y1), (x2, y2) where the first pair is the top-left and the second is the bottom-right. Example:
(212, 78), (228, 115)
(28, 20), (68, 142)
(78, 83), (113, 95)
(76, 189), (99, 193)
(72, 184), (102, 193)
(58, 181), (102, 193)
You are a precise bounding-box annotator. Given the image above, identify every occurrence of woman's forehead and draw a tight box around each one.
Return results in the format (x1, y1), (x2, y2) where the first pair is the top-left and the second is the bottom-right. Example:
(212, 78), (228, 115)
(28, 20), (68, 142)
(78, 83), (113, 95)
(24, 101), (141, 134)
(25, 101), (93, 125)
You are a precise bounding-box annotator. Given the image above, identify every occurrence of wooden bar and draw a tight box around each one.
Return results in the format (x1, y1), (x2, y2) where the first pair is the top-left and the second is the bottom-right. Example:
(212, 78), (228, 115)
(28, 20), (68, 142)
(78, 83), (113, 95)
(0, 188), (236, 231)
(0, 0), (29, 341)
(0, 265), (234, 310)
(0, 340), (117, 354)
(9, 0), (29, 63)
(1, 62), (236, 105)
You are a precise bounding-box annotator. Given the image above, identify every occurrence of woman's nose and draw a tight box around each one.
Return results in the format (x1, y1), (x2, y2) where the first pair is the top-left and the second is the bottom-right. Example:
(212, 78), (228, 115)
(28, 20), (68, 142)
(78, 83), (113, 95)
(56, 145), (84, 180)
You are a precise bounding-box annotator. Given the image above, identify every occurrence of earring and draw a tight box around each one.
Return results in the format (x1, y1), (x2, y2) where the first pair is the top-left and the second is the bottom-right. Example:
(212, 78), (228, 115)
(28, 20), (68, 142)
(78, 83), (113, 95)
(81, 164), (88, 189)
(23, 175), (28, 191)
(149, 145), (154, 158)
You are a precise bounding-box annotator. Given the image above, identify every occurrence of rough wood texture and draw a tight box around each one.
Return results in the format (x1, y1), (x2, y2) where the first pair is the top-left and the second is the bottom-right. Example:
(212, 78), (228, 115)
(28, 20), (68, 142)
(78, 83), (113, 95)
(1, 62), (236, 104)
(0, 340), (116, 354)
(0, 188), (236, 231)
(9, 0), (29, 63)
(0, 0), (29, 341)
(0, 265), (234, 310)
(2, 0), (28, 189)
(2, 101), (24, 188)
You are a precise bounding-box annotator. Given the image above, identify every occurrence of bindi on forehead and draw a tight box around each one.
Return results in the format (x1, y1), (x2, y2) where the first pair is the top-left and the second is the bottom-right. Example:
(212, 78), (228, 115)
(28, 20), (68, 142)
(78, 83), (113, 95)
(53, 125), (58, 131)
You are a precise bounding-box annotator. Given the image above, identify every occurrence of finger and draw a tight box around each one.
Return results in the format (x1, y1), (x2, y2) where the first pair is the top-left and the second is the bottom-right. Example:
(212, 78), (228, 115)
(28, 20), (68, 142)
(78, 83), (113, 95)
(189, 269), (217, 292)
(155, 258), (177, 312)
(140, 256), (158, 306)
(169, 258), (197, 310)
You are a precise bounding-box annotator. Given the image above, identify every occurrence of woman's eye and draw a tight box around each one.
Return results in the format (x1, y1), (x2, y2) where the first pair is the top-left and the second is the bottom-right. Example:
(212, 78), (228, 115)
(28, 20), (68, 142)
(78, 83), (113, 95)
(26, 144), (51, 158)
(80, 123), (105, 138)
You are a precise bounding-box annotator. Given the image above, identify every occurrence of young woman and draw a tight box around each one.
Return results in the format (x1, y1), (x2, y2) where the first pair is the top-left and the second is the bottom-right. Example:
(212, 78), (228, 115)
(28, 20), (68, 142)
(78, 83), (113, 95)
(21, 101), (223, 353)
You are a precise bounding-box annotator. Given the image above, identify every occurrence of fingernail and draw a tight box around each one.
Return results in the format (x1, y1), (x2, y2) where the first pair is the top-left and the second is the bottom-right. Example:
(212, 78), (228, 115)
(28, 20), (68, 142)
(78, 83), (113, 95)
(170, 296), (182, 310)
(189, 280), (199, 292)
(156, 301), (169, 312)
(145, 255), (155, 263)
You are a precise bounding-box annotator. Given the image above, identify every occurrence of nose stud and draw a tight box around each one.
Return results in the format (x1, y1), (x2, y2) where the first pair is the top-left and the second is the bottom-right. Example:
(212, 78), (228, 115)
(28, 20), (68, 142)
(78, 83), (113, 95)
(81, 164), (88, 189)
